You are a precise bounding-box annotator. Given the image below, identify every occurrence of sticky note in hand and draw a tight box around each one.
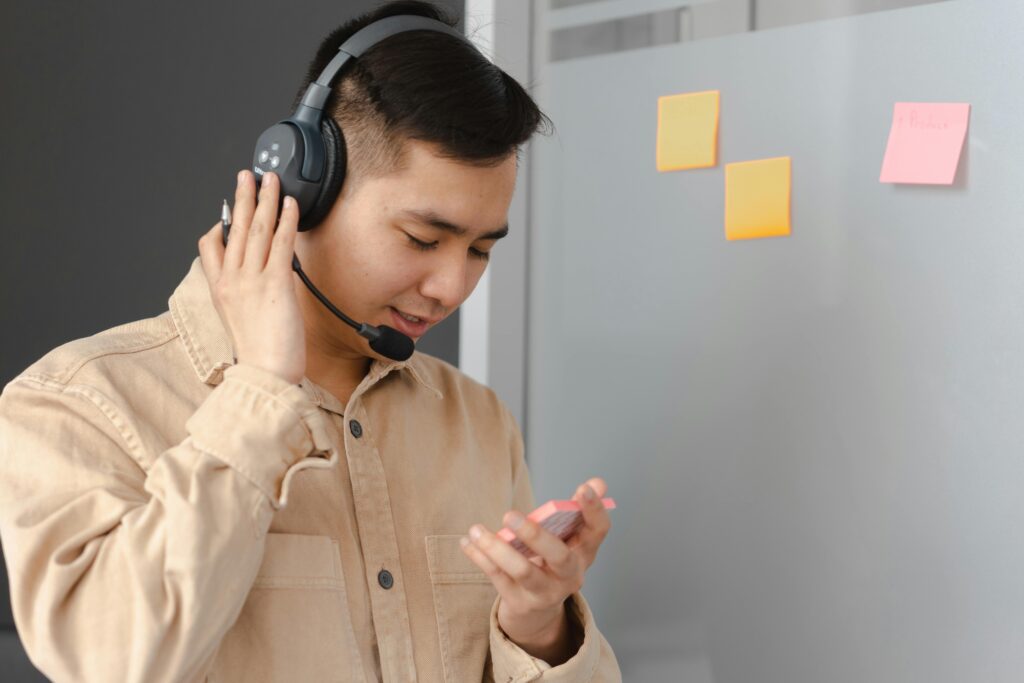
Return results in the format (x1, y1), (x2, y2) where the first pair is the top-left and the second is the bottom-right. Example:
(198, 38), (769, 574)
(498, 498), (617, 558)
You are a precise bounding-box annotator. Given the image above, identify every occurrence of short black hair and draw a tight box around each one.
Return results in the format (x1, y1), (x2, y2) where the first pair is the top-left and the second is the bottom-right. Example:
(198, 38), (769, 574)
(294, 0), (552, 184)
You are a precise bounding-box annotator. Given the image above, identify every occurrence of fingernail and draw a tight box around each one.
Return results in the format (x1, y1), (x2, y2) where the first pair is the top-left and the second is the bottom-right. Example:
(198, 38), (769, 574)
(506, 512), (524, 530)
(469, 526), (482, 541)
(583, 486), (596, 502)
(237, 171), (244, 187)
(459, 537), (470, 549)
(283, 196), (294, 209)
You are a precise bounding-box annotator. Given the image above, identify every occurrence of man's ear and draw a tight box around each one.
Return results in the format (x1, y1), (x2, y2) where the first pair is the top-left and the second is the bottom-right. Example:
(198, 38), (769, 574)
(297, 116), (348, 231)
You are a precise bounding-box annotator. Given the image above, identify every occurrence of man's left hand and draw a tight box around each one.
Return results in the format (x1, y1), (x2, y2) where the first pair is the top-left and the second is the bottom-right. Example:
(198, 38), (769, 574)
(460, 477), (611, 663)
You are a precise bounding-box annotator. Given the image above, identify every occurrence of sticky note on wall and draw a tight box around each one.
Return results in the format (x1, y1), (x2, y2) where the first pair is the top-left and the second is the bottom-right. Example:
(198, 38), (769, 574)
(879, 102), (970, 184)
(724, 157), (791, 241)
(656, 90), (720, 171)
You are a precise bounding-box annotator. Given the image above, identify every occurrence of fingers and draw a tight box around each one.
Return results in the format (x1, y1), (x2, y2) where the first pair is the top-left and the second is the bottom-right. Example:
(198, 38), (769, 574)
(568, 478), (612, 561)
(243, 172), (280, 273)
(461, 524), (549, 593)
(219, 170), (297, 275)
(198, 221), (225, 284)
(224, 171), (253, 270)
(268, 195), (299, 273)
(499, 511), (578, 581)
(459, 535), (515, 593)
(579, 477), (608, 499)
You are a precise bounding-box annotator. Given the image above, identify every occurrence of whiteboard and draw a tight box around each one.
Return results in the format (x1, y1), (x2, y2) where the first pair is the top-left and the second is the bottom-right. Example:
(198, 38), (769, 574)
(526, 1), (1024, 680)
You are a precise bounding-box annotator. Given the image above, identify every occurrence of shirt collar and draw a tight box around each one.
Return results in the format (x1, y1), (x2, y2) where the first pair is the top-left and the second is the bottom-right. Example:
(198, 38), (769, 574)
(168, 256), (442, 400)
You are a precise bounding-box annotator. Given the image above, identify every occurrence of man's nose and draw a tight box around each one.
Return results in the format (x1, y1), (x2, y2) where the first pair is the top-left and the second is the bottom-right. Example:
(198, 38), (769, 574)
(419, 252), (468, 311)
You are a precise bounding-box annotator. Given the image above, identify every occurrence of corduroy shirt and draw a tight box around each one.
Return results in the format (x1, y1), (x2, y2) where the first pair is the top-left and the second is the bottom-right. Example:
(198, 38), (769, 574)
(0, 257), (621, 682)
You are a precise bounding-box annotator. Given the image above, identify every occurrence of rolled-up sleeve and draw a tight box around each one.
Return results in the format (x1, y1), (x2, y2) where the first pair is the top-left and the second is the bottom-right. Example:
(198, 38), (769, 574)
(489, 591), (621, 683)
(0, 362), (338, 683)
(486, 402), (622, 682)
(186, 363), (338, 507)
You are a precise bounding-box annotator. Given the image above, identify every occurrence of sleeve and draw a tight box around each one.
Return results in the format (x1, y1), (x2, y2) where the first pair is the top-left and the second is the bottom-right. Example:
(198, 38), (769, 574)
(0, 362), (340, 683)
(486, 403), (623, 683)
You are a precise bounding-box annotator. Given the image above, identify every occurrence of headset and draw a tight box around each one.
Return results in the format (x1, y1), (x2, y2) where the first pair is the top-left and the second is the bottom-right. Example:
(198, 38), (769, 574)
(231, 14), (474, 362)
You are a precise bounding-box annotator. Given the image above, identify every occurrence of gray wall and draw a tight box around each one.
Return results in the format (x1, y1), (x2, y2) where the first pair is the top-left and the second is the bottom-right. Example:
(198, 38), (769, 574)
(527, 0), (1024, 680)
(0, 1), (462, 679)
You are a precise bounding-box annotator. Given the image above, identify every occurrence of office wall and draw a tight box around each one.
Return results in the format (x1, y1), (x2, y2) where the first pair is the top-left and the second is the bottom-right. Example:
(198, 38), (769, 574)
(0, 2), (462, 679)
(526, 0), (1024, 680)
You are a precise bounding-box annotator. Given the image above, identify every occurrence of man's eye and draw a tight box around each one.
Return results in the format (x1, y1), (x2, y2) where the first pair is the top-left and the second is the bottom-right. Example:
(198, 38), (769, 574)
(406, 234), (438, 251)
(406, 233), (490, 260)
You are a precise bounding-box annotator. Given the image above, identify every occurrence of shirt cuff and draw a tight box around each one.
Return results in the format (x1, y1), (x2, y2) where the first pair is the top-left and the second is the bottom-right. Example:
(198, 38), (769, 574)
(185, 363), (337, 508)
(489, 592), (599, 682)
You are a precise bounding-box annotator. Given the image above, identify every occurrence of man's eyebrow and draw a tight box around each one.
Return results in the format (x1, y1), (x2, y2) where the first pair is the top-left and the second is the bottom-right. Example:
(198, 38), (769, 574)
(401, 209), (509, 241)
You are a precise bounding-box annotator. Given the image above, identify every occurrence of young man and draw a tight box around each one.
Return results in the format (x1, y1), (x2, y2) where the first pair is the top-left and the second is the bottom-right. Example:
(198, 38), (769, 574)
(0, 2), (620, 681)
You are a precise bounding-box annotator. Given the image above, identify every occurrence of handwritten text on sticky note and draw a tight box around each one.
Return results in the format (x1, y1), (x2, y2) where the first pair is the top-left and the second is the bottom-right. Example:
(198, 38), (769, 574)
(879, 102), (970, 185)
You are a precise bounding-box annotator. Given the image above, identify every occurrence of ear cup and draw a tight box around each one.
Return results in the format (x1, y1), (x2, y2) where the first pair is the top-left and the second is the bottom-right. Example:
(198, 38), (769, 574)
(299, 116), (347, 231)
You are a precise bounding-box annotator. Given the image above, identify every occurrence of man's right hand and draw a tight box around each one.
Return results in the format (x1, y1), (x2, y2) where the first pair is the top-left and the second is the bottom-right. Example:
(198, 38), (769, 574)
(198, 170), (306, 385)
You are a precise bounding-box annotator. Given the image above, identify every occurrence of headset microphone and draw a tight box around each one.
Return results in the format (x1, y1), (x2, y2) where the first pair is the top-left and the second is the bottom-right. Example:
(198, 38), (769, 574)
(221, 205), (415, 362)
(239, 15), (472, 362)
(290, 256), (415, 361)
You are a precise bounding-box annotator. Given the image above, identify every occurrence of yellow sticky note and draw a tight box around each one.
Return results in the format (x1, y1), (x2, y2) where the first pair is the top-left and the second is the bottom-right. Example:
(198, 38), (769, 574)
(724, 157), (791, 241)
(656, 90), (720, 171)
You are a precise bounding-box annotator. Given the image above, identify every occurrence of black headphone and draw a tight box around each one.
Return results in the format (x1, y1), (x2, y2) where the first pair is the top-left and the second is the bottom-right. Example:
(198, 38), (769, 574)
(251, 14), (469, 231)
(235, 14), (474, 362)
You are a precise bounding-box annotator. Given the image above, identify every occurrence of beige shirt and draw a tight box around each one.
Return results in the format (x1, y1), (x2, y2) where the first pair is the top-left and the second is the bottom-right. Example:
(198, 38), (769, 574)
(0, 257), (621, 683)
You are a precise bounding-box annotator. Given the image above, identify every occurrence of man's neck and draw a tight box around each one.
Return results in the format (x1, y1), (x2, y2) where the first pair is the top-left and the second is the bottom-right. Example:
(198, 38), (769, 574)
(303, 336), (372, 405)
(296, 276), (375, 405)
(306, 360), (370, 408)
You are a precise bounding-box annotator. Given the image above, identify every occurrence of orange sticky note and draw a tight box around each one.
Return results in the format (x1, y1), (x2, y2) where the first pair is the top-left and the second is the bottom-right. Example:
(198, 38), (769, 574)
(724, 157), (791, 241)
(656, 90), (720, 171)
(879, 102), (970, 184)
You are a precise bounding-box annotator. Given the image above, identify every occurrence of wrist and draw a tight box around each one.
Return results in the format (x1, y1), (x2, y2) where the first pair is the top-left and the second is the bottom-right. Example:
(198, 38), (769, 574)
(498, 600), (578, 665)
(222, 364), (312, 404)
(233, 359), (303, 386)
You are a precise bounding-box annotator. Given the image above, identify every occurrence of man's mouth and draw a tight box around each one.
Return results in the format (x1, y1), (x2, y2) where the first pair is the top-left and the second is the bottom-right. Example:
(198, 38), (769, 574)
(388, 307), (434, 337)
(397, 310), (423, 323)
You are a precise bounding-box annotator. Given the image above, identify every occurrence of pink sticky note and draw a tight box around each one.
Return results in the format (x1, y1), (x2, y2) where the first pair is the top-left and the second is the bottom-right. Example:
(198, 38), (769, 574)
(497, 498), (617, 558)
(879, 102), (970, 184)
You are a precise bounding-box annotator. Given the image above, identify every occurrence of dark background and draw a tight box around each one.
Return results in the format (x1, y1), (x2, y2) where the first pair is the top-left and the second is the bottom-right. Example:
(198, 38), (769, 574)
(0, 1), (463, 678)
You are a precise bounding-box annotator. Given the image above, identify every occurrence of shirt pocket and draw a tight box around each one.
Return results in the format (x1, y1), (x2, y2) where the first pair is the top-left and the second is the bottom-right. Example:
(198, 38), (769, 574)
(425, 534), (498, 682)
(207, 533), (365, 683)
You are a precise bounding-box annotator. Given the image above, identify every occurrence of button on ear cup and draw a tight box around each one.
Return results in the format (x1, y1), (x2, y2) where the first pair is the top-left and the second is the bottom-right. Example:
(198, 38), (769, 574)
(299, 116), (348, 231)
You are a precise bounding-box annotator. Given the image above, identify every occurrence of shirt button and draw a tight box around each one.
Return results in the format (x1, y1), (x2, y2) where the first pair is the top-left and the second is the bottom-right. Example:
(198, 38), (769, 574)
(377, 569), (394, 590)
(349, 419), (363, 438)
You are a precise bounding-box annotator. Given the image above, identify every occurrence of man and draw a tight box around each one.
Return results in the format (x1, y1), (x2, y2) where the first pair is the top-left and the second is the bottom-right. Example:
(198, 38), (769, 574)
(0, 2), (620, 681)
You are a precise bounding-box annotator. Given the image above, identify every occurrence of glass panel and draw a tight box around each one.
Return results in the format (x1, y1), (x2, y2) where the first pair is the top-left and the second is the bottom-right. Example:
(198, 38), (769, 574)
(548, 0), (951, 61)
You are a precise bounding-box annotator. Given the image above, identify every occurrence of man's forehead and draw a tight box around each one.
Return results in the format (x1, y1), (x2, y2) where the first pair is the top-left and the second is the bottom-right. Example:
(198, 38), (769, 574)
(400, 138), (517, 172)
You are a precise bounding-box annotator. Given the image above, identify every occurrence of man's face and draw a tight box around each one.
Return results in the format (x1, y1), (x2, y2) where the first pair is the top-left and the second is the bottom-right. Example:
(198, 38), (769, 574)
(295, 139), (517, 360)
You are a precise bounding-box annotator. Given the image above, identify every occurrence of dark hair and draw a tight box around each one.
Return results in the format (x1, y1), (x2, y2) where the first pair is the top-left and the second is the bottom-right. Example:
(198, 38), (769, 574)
(293, 0), (551, 183)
